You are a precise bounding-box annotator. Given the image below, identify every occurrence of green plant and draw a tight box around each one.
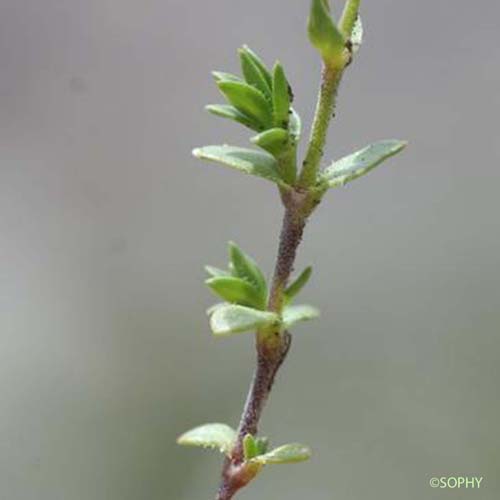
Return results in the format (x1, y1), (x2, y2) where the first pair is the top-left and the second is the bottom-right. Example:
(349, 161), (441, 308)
(177, 1), (407, 498)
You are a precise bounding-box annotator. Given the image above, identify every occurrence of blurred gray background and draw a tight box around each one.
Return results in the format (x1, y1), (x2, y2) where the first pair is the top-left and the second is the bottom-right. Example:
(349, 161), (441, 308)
(1, 1), (499, 499)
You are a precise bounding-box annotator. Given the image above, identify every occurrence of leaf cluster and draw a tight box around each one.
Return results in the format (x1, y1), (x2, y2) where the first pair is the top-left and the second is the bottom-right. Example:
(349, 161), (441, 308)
(206, 242), (319, 337)
(180, 0), (410, 489)
(194, 15), (406, 195)
(177, 423), (312, 471)
(201, 45), (300, 185)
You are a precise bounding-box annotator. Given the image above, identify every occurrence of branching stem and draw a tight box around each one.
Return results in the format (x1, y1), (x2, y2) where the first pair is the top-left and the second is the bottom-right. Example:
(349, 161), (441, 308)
(215, 60), (344, 499)
(216, 205), (306, 500)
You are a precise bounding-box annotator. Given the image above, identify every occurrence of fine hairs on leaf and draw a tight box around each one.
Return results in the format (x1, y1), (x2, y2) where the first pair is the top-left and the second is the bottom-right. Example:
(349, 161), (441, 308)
(178, 2), (407, 499)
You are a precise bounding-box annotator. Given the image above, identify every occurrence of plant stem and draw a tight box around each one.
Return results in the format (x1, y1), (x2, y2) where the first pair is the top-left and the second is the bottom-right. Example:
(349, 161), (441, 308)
(216, 55), (347, 500)
(298, 63), (343, 187)
(340, 0), (361, 37)
(237, 207), (306, 450)
(216, 206), (305, 500)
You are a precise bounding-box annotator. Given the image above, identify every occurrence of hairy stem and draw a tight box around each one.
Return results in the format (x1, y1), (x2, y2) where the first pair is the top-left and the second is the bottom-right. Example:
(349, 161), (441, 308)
(216, 56), (347, 500)
(340, 0), (361, 37)
(299, 63), (343, 187)
(268, 207), (307, 313)
(216, 206), (306, 500)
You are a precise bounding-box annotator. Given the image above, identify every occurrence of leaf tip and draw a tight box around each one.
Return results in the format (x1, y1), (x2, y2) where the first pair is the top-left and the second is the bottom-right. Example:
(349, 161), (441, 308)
(176, 423), (237, 455)
(176, 431), (193, 446)
(386, 139), (409, 157)
(211, 70), (222, 81)
(204, 276), (216, 287)
(308, 0), (345, 63)
(251, 442), (313, 465)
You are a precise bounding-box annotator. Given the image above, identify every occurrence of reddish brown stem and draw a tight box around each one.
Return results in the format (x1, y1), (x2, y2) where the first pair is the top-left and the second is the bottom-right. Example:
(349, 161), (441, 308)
(216, 198), (310, 500)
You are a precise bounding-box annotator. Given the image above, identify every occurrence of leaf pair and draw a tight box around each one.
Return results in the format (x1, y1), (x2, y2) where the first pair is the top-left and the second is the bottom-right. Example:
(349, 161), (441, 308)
(208, 303), (319, 337)
(206, 247), (319, 337)
(320, 140), (408, 188)
(178, 423), (311, 465)
(206, 242), (268, 310)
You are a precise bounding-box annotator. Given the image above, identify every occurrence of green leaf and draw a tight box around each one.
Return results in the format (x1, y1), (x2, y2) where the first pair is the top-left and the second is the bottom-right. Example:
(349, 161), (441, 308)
(212, 71), (242, 83)
(206, 302), (225, 316)
(241, 46), (273, 90)
(228, 242), (267, 304)
(217, 80), (272, 129)
(350, 16), (363, 54)
(205, 265), (230, 278)
(177, 423), (236, 456)
(205, 104), (262, 132)
(193, 145), (286, 186)
(206, 276), (263, 309)
(251, 128), (289, 157)
(282, 305), (320, 329)
(209, 304), (280, 337)
(243, 434), (259, 460)
(255, 437), (269, 455)
(272, 62), (291, 129)
(289, 108), (302, 143)
(285, 266), (312, 302)
(322, 140), (408, 188)
(339, 0), (361, 38)
(308, 0), (345, 63)
(239, 49), (272, 98)
(251, 443), (312, 465)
